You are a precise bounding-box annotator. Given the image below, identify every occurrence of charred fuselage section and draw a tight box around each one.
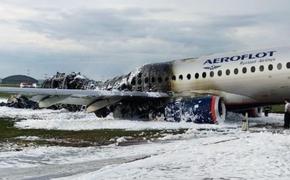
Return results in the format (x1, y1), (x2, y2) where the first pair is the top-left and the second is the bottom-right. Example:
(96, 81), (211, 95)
(42, 72), (101, 90)
(94, 62), (174, 120)
(129, 62), (173, 92)
(100, 62), (173, 92)
(94, 62), (226, 123)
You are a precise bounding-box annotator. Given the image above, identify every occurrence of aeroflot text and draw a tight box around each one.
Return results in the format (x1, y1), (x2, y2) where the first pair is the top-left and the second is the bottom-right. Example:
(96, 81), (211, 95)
(203, 51), (276, 65)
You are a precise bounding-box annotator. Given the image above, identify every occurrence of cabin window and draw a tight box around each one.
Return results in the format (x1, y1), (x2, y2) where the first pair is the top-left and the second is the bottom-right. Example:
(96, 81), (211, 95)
(277, 63), (282, 70)
(172, 75), (176, 81)
(131, 77), (136, 85)
(165, 77), (169, 81)
(242, 67), (247, 74)
(137, 79), (142, 85)
(287, 62), (290, 69)
(210, 71), (214, 77)
(259, 65), (264, 72)
(137, 73), (142, 78)
(151, 77), (155, 83)
(158, 77), (162, 83)
(202, 72), (207, 78)
(268, 64), (273, 71)
(218, 70), (222, 76)
(179, 75), (183, 80)
(226, 69), (230, 76)
(234, 68), (239, 75)
(145, 77), (149, 84)
(187, 74), (191, 80)
(251, 66), (255, 73)
(195, 73), (199, 79)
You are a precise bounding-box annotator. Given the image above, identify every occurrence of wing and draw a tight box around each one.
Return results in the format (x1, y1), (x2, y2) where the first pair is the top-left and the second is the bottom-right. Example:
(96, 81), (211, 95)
(0, 87), (169, 112)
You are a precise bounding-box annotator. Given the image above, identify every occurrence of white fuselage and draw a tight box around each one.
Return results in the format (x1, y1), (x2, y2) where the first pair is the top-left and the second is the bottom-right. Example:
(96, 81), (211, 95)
(171, 47), (290, 106)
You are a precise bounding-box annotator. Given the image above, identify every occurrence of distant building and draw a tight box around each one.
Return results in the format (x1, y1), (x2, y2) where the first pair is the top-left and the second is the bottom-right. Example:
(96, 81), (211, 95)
(2, 75), (38, 85)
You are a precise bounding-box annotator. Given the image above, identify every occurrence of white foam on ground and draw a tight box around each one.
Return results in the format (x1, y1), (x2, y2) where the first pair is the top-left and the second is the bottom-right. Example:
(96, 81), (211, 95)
(0, 106), (288, 179)
(0, 106), (222, 130)
(1, 124), (288, 179)
(0, 106), (283, 131)
(57, 131), (290, 180)
(0, 98), (7, 103)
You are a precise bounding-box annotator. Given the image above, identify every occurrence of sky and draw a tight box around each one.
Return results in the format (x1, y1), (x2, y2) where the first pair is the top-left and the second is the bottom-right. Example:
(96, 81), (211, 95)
(0, 0), (290, 80)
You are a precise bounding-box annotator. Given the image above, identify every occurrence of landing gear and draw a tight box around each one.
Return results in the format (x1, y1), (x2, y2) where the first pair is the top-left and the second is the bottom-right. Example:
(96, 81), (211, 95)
(264, 106), (271, 117)
(242, 112), (249, 131)
(284, 112), (290, 129)
(94, 107), (111, 118)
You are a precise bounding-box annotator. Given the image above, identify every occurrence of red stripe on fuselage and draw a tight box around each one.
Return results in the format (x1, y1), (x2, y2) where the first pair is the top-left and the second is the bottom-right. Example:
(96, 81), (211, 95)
(210, 96), (217, 123)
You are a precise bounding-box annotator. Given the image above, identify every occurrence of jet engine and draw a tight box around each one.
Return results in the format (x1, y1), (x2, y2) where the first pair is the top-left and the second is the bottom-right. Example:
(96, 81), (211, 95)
(164, 96), (226, 124)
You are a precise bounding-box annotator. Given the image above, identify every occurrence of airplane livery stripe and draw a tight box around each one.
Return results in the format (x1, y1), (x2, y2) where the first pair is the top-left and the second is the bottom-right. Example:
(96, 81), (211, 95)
(210, 96), (217, 123)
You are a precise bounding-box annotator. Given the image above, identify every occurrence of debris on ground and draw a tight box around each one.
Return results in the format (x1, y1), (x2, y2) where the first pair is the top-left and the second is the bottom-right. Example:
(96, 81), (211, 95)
(1, 72), (102, 111)
(0, 95), (39, 109)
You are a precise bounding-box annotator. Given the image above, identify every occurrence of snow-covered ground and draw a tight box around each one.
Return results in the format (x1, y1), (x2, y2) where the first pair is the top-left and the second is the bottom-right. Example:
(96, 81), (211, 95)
(0, 104), (289, 179)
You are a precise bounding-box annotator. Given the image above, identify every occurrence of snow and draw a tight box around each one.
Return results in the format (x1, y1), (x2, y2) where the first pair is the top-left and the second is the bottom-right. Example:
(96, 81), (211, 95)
(0, 105), (289, 179)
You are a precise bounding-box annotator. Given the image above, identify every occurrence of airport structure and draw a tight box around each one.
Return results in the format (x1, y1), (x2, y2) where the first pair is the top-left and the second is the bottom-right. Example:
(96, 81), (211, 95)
(1, 75), (38, 85)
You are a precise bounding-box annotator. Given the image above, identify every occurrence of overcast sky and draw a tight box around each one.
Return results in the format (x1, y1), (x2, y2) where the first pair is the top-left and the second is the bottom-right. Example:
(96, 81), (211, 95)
(0, 0), (289, 80)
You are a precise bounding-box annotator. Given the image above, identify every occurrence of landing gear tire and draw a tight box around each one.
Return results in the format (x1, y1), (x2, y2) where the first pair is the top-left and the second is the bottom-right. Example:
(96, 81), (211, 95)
(94, 107), (110, 118)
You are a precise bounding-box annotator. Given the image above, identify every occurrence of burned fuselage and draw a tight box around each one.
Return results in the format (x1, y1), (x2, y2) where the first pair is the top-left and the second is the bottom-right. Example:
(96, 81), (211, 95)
(94, 62), (174, 120)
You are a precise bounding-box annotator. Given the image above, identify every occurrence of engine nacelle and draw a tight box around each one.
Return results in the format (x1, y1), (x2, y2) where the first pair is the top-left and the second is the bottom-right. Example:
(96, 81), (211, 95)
(164, 96), (226, 124)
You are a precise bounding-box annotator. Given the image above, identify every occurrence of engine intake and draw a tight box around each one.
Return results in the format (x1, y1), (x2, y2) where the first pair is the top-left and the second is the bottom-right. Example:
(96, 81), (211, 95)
(165, 96), (226, 124)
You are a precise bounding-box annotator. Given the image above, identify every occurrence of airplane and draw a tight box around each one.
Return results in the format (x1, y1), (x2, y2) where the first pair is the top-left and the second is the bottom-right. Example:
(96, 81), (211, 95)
(0, 46), (288, 124)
